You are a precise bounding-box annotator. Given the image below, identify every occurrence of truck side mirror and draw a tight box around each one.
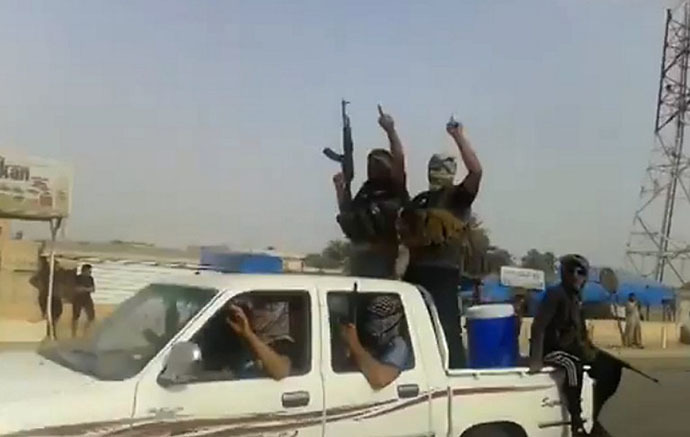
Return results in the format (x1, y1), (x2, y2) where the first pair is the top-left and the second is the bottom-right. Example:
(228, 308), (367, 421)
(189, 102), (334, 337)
(157, 341), (202, 387)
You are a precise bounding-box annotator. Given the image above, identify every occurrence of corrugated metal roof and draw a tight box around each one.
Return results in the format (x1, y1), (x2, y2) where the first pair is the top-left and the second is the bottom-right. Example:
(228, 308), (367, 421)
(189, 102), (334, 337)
(80, 261), (198, 305)
(44, 240), (199, 264)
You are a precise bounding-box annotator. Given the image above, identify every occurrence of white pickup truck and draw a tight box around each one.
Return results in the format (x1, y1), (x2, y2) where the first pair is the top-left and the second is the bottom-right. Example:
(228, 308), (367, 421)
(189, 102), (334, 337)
(0, 273), (593, 436)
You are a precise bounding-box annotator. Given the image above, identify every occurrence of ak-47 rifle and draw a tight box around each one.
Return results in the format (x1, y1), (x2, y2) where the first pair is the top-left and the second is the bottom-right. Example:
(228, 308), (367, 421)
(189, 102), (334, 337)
(597, 348), (660, 384)
(338, 282), (359, 326)
(324, 100), (354, 203)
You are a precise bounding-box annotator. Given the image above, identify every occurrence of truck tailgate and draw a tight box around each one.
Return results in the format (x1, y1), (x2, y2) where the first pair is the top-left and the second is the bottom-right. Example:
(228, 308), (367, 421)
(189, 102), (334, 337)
(442, 367), (594, 436)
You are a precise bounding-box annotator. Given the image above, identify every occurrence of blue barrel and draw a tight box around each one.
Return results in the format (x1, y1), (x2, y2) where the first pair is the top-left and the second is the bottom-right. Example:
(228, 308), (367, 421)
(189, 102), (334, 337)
(466, 304), (518, 368)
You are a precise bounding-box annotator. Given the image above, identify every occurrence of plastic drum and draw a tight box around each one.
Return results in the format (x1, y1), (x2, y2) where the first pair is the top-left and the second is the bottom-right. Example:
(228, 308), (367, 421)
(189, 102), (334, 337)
(465, 304), (518, 368)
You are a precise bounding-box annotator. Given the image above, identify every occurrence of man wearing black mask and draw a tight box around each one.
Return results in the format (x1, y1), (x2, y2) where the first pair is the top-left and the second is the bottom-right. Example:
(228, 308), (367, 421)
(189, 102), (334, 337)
(530, 254), (623, 437)
(333, 106), (407, 278)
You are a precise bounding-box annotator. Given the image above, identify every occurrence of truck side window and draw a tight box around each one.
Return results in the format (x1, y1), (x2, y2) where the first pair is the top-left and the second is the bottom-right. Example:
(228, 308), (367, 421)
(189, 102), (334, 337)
(327, 292), (415, 373)
(191, 291), (311, 381)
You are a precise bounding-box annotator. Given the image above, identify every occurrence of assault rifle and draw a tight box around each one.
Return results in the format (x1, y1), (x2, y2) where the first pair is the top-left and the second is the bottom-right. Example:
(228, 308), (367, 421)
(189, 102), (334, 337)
(597, 348), (660, 384)
(339, 282), (359, 326)
(324, 100), (354, 203)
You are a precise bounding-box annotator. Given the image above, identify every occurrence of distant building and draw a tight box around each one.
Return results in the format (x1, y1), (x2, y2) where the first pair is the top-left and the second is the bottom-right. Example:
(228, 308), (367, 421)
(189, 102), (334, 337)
(44, 240), (200, 265)
(0, 239), (314, 307)
(265, 251), (306, 273)
(200, 247), (307, 273)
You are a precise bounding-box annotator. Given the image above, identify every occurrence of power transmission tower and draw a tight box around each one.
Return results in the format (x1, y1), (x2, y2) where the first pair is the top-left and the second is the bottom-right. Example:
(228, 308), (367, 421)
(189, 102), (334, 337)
(626, 3), (690, 285)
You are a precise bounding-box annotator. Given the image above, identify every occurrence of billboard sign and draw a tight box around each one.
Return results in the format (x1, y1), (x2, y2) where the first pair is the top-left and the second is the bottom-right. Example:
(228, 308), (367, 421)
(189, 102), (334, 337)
(0, 150), (72, 220)
(500, 266), (546, 290)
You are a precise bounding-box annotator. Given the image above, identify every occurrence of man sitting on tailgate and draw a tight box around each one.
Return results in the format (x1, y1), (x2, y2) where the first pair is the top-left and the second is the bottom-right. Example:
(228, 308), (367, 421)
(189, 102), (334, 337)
(339, 295), (411, 389)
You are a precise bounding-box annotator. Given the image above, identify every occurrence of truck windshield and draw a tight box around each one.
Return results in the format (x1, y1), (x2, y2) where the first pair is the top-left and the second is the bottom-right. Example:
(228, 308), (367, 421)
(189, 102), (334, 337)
(39, 283), (217, 381)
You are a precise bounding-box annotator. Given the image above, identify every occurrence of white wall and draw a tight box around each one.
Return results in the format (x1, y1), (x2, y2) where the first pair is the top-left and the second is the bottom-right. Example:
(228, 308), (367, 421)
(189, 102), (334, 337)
(90, 262), (197, 305)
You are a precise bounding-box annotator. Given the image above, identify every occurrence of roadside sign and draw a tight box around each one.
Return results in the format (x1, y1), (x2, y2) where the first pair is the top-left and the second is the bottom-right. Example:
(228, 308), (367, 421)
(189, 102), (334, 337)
(0, 150), (72, 220)
(500, 266), (545, 290)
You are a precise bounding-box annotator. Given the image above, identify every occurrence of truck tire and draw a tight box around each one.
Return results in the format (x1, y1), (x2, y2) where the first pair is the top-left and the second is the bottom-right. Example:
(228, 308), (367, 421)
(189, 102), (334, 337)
(461, 422), (527, 437)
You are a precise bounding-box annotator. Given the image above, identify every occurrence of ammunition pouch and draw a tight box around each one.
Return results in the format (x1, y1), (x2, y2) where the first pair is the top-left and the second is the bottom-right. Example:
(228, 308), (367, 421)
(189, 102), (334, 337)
(399, 207), (469, 248)
(338, 200), (400, 244)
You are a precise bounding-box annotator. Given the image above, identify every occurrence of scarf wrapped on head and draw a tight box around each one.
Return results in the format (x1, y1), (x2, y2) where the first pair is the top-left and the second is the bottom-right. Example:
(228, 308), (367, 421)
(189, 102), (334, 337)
(363, 295), (403, 348)
(428, 153), (457, 190)
(234, 297), (292, 344)
(368, 148), (393, 170)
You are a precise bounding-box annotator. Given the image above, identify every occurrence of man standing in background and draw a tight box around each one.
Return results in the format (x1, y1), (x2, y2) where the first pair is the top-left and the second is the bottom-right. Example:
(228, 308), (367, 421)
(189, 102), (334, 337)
(72, 264), (96, 338)
(624, 293), (643, 349)
(31, 256), (63, 338)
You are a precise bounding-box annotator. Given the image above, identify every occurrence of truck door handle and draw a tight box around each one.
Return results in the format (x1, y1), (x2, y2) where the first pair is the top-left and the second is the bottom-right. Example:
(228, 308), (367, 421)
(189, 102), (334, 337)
(397, 383), (420, 399)
(282, 390), (310, 408)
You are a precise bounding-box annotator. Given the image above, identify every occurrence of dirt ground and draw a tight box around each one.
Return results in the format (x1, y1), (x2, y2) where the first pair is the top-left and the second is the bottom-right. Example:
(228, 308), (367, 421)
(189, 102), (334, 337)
(0, 301), (115, 340)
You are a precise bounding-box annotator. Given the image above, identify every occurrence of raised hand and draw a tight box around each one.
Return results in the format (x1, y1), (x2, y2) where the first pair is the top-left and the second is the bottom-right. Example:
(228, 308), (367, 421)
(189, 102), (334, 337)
(446, 115), (463, 139)
(340, 322), (361, 350)
(378, 104), (395, 133)
(227, 304), (252, 338)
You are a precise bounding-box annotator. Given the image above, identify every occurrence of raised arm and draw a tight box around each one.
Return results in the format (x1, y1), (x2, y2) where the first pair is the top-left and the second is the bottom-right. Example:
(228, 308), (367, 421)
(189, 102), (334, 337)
(243, 330), (292, 380)
(228, 305), (292, 381)
(378, 105), (406, 190)
(447, 121), (482, 194)
(333, 172), (351, 212)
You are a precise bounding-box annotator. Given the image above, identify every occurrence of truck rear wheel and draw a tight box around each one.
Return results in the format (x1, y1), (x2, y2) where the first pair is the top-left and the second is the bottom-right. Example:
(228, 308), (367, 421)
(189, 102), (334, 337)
(461, 422), (527, 437)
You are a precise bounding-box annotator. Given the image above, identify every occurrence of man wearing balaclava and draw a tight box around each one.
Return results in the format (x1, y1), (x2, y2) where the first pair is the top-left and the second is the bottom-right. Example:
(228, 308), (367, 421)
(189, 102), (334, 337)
(530, 254), (624, 437)
(399, 117), (482, 369)
(333, 105), (408, 278)
(340, 295), (411, 389)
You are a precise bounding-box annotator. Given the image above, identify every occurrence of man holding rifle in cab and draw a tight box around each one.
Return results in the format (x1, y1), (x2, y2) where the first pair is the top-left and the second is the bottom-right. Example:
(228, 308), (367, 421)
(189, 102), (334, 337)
(339, 295), (411, 389)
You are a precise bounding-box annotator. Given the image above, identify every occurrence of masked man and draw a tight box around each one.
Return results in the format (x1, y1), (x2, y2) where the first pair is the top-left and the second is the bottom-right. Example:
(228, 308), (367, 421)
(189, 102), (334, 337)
(530, 254), (623, 437)
(340, 295), (411, 389)
(400, 117), (482, 369)
(333, 106), (408, 278)
(227, 299), (296, 381)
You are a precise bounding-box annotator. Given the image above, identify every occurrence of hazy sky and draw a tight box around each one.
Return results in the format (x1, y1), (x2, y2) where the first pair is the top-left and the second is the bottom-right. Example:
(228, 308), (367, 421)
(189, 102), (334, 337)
(3, 0), (683, 266)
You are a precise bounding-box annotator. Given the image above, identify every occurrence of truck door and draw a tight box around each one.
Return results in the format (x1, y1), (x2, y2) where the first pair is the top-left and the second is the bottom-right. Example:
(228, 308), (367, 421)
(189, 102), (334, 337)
(321, 286), (432, 437)
(133, 288), (323, 436)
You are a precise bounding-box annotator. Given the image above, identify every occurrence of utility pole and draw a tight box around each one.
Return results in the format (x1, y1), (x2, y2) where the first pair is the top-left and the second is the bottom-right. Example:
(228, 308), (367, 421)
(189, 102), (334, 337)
(626, 3), (690, 285)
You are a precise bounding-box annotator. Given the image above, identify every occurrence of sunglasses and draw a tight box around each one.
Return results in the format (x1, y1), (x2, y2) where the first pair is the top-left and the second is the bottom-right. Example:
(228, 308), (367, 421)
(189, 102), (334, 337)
(573, 267), (588, 277)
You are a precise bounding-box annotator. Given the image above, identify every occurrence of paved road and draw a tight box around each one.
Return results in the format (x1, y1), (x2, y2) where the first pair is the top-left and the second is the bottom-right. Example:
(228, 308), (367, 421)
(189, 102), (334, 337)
(600, 367), (690, 437)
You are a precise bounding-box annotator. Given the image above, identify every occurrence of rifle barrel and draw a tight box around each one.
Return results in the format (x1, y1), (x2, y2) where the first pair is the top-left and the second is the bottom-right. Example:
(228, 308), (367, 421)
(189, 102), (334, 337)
(599, 349), (660, 384)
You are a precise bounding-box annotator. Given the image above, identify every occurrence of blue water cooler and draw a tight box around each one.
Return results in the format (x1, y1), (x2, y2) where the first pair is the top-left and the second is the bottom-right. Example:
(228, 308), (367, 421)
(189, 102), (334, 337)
(466, 304), (518, 368)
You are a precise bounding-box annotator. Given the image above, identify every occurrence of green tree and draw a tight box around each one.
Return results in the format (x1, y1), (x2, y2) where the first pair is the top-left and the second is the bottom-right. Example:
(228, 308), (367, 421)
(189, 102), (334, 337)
(484, 246), (514, 273)
(521, 249), (557, 282)
(304, 253), (339, 269)
(461, 216), (513, 276)
(322, 240), (351, 265)
(304, 240), (352, 270)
